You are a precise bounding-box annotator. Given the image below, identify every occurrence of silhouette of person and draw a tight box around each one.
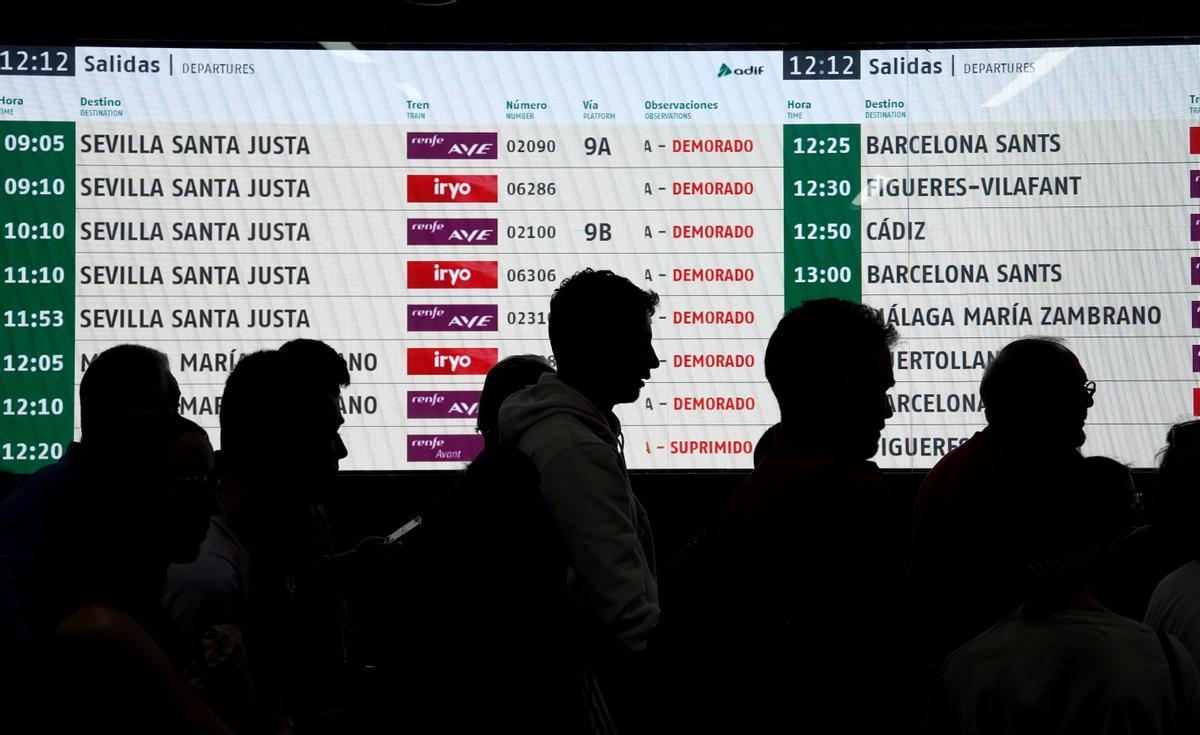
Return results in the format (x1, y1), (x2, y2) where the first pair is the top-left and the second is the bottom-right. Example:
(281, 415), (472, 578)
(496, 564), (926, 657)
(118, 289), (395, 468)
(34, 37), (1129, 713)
(1144, 421), (1200, 666)
(27, 411), (229, 735)
(275, 339), (361, 714)
(0, 344), (180, 682)
(0, 472), (20, 503)
(476, 354), (555, 452)
(911, 337), (1095, 663)
(162, 349), (345, 733)
(278, 338), (350, 481)
(752, 422), (780, 467)
(714, 298), (908, 733)
(403, 354), (584, 732)
(498, 269), (660, 732)
(925, 455), (1200, 735)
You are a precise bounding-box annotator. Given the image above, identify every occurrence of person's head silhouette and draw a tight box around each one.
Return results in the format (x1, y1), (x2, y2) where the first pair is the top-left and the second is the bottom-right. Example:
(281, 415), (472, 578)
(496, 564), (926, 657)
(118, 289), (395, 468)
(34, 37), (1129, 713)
(280, 338), (349, 466)
(280, 338), (350, 396)
(220, 350), (343, 505)
(1019, 455), (1132, 592)
(764, 299), (898, 460)
(79, 345), (180, 444)
(40, 411), (215, 615)
(979, 338), (1093, 449)
(477, 355), (555, 451)
(1148, 420), (1200, 555)
(548, 269), (660, 412)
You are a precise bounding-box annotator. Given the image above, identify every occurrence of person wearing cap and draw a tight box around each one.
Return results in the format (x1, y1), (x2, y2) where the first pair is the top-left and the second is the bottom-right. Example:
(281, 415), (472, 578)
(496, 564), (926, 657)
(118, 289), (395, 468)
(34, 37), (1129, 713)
(925, 456), (1200, 735)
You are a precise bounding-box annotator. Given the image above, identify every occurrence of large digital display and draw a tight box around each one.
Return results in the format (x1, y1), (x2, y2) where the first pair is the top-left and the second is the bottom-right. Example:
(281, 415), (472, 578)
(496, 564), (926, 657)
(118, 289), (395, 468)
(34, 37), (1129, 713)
(2, 44), (1198, 471)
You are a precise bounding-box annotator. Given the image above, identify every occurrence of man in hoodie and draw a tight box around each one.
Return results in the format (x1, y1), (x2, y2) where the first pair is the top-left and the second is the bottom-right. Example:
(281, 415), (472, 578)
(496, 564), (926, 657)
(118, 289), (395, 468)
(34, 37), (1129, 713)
(499, 268), (661, 729)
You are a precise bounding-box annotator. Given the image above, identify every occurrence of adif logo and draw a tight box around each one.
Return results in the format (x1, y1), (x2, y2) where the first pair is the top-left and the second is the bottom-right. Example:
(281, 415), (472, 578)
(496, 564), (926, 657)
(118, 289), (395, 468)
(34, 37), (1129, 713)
(718, 63), (765, 77)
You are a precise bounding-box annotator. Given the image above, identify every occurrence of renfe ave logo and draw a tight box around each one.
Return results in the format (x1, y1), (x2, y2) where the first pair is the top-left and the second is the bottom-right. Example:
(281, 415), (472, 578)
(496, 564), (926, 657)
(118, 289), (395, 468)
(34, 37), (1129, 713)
(407, 218), (498, 245)
(406, 132), (498, 159)
(406, 304), (498, 331)
(407, 390), (482, 419)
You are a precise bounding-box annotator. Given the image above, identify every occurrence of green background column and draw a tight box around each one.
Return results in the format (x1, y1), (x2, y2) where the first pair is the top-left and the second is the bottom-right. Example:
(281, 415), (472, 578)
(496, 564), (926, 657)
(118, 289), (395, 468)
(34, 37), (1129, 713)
(0, 121), (75, 472)
(783, 123), (862, 308)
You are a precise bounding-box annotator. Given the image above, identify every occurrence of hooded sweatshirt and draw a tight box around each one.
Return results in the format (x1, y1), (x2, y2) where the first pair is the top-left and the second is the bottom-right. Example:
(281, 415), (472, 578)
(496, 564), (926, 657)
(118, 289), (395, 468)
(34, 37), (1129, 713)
(499, 373), (659, 652)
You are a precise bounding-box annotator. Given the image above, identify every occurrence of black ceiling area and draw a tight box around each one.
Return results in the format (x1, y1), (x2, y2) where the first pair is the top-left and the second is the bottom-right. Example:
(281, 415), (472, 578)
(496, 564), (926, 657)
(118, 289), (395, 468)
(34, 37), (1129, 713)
(5, 2), (1198, 46)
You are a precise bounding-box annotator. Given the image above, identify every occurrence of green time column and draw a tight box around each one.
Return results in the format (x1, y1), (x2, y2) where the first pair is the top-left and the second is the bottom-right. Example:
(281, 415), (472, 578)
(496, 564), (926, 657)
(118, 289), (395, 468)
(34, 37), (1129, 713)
(0, 122), (75, 473)
(783, 124), (861, 307)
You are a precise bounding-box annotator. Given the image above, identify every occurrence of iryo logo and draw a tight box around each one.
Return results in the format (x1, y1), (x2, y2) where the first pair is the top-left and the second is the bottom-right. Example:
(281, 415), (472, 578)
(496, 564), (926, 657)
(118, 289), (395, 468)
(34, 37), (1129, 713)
(407, 347), (498, 375)
(407, 175), (498, 203)
(407, 132), (499, 160)
(408, 390), (483, 419)
(407, 261), (498, 289)
(407, 304), (498, 332)
(407, 218), (499, 246)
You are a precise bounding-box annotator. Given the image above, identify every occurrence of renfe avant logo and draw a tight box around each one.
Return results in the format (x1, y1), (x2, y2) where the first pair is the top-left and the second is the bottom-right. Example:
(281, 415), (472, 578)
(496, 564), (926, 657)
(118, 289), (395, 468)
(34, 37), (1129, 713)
(407, 347), (498, 375)
(407, 390), (482, 419)
(407, 304), (498, 332)
(406, 132), (498, 160)
(407, 175), (498, 203)
(407, 434), (484, 462)
(407, 261), (498, 289)
(407, 218), (499, 245)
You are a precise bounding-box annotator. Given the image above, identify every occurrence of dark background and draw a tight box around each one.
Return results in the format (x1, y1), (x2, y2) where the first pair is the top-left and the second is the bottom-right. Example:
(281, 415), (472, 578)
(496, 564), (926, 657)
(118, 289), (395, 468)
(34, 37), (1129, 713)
(3, 2), (1198, 47)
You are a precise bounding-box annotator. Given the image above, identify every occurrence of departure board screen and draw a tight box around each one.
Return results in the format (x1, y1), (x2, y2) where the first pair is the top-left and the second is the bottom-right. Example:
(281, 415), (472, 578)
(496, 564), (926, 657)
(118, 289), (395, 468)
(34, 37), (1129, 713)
(1, 43), (1199, 471)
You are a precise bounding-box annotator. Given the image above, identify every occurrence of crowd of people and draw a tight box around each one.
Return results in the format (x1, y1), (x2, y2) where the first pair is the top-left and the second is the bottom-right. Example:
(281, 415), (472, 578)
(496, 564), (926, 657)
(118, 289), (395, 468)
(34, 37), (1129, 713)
(2, 267), (1200, 733)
